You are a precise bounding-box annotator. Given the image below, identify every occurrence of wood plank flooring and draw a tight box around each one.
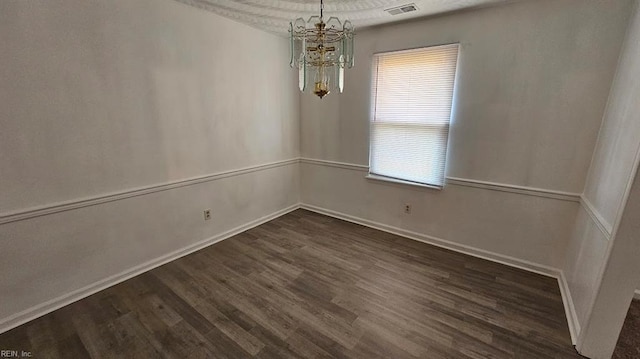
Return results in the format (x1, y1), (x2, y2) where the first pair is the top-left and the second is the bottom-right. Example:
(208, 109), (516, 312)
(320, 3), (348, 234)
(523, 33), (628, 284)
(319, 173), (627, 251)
(613, 299), (640, 358)
(0, 209), (582, 358)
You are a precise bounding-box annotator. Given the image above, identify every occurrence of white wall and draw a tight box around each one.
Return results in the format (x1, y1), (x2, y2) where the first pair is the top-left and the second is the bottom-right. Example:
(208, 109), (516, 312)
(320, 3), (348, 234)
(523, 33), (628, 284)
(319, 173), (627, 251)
(301, 0), (632, 270)
(562, 204), (609, 333)
(564, 0), (640, 338)
(302, 162), (578, 270)
(562, 1), (640, 356)
(577, 164), (640, 358)
(0, 0), (299, 332)
(1, 0), (637, 351)
(0, 0), (298, 213)
(582, 0), (640, 231)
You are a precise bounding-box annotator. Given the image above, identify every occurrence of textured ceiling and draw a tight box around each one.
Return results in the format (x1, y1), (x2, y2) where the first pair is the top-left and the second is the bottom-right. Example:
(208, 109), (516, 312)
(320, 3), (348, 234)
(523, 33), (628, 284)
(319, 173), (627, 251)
(175, 0), (512, 35)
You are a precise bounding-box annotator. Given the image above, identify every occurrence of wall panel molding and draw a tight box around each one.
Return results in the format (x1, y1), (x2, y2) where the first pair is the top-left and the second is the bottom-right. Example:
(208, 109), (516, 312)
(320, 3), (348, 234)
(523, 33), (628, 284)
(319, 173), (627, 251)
(1, 157), (589, 225)
(300, 157), (369, 172)
(579, 195), (613, 239)
(446, 177), (581, 202)
(300, 157), (582, 202)
(0, 159), (299, 226)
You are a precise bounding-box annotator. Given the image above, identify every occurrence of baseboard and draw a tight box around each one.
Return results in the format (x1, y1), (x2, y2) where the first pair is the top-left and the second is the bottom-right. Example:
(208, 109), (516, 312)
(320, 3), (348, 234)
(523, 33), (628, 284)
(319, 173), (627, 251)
(0, 203), (301, 335)
(2, 201), (583, 345)
(635, 290), (640, 300)
(558, 272), (581, 344)
(300, 204), (558, 277)
(299, 203), (580, 344)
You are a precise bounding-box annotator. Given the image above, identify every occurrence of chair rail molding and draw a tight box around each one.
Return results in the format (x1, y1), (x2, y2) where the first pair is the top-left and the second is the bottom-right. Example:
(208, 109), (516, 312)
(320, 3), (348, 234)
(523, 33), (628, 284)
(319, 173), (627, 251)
(0, 158), (299, 225)
(301, 157), (582, 202)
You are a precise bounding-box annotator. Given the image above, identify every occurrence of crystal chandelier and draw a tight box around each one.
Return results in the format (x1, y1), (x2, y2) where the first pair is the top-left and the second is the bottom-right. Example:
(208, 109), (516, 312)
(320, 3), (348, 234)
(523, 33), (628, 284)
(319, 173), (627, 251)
(289, 0), (355, 99)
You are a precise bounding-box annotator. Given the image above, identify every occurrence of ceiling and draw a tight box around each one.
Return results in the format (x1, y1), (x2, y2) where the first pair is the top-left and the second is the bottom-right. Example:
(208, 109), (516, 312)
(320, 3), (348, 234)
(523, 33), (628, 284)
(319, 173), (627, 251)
(175, 0), (512, 35)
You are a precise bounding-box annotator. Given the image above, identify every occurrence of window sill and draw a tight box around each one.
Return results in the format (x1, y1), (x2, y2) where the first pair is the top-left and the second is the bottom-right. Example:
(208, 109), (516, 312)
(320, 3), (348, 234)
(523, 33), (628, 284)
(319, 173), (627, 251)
(365, 174), (443, 190)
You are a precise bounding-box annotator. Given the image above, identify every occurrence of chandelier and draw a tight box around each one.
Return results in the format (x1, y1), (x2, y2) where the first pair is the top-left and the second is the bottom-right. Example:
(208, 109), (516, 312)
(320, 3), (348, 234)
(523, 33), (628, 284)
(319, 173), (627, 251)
(289, 0), (355, 99)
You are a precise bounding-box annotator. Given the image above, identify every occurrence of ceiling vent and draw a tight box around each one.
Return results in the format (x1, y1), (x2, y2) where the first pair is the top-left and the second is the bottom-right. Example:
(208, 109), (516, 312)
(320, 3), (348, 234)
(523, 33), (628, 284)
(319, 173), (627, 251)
(385, 3), (418, 16)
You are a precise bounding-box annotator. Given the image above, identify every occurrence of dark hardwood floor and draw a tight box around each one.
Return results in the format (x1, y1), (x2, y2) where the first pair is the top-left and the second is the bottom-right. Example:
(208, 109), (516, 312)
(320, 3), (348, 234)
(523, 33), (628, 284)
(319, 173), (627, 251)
(613, 299), (640, 359)
(0, 209), (581, 358)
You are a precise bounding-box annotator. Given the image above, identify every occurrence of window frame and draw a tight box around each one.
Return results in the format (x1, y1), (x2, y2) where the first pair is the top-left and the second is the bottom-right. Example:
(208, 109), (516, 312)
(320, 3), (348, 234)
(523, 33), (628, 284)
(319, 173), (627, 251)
(367, 43), (461, 190)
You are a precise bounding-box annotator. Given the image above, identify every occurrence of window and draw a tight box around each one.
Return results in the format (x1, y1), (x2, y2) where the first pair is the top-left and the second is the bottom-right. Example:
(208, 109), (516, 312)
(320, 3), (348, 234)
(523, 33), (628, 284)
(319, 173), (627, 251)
(369, 44), (459, 188)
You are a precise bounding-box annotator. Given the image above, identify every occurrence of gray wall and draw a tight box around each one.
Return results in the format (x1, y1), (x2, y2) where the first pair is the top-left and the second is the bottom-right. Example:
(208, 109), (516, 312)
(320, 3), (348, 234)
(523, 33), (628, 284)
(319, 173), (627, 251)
(1, 0), (638, 352)
(563, 2), (640, 356)
(575, 165), (640, 358)
(301, 0), (632, 269)
(0, 0), (300, 331)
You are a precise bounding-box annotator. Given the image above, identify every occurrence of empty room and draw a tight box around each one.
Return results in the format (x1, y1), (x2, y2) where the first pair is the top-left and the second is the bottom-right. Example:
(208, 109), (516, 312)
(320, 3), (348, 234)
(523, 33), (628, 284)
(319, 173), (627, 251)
(1, 0), (640, 358)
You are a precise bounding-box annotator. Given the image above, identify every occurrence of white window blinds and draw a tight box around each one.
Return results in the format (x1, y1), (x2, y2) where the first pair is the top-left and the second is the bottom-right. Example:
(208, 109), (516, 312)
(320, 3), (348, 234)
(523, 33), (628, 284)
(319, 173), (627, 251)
(370, 44), (459, 188)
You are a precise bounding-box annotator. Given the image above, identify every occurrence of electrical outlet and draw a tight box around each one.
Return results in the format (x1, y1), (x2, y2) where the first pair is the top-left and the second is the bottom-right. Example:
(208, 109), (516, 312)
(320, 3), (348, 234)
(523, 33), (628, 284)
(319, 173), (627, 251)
(404, 204), (411, 214)
(204, 209), (212, 220)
